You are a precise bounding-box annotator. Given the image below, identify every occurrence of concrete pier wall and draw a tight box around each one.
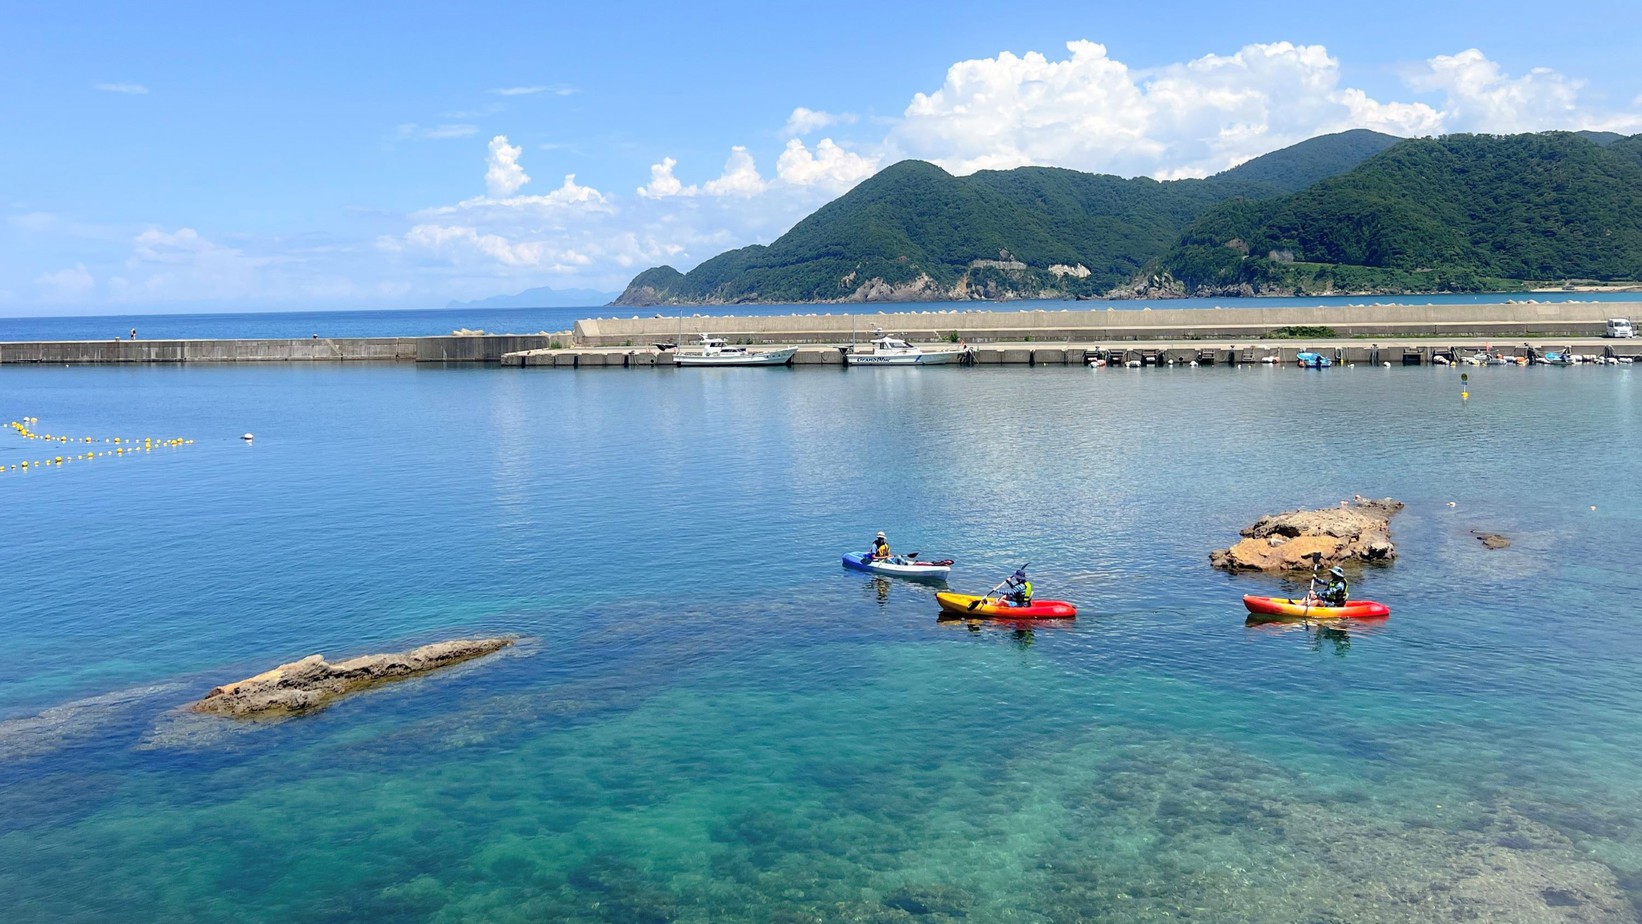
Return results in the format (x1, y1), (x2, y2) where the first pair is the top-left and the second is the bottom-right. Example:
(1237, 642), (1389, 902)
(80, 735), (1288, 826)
(573, 301), (1639, 346)
(0, 334), (565, 365)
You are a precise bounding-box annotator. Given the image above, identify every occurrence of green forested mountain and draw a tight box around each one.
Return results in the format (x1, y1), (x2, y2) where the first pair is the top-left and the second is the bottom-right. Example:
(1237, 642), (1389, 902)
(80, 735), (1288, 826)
(614, 130), (1400, 305)
(1155, 131), (1642, 295)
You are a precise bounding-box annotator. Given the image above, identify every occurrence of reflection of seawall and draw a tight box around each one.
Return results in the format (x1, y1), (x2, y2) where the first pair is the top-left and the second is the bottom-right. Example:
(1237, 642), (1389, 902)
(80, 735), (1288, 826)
(0, 334), (564, 364)
(572, 302), (1640, 346)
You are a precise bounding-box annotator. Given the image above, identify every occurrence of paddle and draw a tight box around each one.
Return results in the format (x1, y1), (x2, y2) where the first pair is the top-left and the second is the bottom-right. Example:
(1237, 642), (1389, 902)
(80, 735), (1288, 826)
(1302, 552), (1323, 618)
(970, 564), (1029, 610)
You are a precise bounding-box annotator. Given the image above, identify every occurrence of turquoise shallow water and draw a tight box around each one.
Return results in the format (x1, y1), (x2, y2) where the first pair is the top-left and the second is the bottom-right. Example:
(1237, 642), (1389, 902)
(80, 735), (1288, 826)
(2, 362), (1641, 922)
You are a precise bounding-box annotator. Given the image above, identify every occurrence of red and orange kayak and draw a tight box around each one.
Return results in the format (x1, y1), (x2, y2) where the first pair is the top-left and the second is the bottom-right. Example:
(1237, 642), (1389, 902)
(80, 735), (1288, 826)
(1242, 594), (1389, 620)
(936, 592), (1077, 619)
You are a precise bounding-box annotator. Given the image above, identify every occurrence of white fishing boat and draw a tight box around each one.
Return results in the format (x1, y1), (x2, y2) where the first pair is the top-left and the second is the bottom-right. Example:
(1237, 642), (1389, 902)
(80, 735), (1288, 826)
(673, 335), (796, 367)
(844, 329), (967, 366)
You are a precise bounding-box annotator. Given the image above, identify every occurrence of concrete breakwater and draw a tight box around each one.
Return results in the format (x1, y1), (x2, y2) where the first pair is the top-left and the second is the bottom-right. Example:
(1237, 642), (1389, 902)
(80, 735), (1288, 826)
(572, 301), (1638, 346)
(3, 301), (1637, 365)
(0, 334), (564, 365)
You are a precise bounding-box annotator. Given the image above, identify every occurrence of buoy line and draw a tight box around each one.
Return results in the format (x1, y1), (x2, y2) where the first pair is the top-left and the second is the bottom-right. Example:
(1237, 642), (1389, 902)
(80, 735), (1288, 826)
(4, 417), (194, 475)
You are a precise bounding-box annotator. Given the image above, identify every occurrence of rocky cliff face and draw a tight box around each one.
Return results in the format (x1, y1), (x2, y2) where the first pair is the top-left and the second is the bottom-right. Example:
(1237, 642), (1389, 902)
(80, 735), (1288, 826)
(1210, 498), (1403, 572)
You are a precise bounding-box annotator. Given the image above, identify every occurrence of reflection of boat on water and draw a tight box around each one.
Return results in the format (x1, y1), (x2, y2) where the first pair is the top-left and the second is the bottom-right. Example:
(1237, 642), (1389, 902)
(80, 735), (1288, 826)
(673, 335), (796, 367)
(845, 328), (967, 366)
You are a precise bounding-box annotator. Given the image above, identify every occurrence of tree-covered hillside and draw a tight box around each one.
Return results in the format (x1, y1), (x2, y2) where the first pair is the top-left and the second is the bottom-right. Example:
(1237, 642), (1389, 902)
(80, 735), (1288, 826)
(614, 130), (1401, 305)
(1155, 131), (1642, 295)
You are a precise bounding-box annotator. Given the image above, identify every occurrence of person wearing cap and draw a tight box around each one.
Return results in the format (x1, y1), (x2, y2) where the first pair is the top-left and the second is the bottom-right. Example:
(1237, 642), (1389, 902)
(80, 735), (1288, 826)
(869, 532), (892, 561)
(1319, 566), (1349, 607)
(1007, 567), (1033, 607)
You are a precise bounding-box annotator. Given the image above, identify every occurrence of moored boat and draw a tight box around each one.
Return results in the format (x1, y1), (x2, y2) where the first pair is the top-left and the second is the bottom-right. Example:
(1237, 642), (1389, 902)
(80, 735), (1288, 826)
(935, 591), (1076, 619)
(674, 335), (796, 367)
(1241, 594), (1389, 620)
(845, 329), (966, 366)
(1296, 351), (1333, 368)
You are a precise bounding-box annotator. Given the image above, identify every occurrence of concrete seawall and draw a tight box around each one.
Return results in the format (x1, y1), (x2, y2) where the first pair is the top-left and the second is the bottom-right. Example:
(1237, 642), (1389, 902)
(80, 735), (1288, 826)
(4, 301), (1636, 365)
(574, 301), (1640, 346)
(0, 334), (565, 365)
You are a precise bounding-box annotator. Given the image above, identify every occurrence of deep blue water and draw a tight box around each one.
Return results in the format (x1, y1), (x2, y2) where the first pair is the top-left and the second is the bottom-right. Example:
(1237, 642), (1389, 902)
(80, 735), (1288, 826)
(2, 361), (1640, 922)
(3, 290), (1638, 342)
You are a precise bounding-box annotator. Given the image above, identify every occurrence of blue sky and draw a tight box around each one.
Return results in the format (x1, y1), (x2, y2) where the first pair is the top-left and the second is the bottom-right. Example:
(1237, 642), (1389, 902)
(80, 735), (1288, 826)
(4, 0), (1641, 315)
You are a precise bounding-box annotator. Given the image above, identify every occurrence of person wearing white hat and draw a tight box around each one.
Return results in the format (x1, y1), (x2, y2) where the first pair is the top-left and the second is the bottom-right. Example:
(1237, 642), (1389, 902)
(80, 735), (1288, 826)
(869, 531), (892, 561)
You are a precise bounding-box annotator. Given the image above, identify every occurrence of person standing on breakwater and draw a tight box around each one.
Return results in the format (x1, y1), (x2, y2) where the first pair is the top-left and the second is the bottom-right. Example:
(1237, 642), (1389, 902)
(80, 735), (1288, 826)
(130, 328), (137, 340)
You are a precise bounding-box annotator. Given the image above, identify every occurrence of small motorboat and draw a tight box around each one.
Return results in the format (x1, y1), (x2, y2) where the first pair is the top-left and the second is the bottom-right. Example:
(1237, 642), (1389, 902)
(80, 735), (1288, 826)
(1296, 351), (1333, 368)
(842, 553), (953, 581)
(1242, 594), (1389, 620)
(844, 329), (967, 366)
(674, 335), (796, 367)
(936, 592), (1076, 619)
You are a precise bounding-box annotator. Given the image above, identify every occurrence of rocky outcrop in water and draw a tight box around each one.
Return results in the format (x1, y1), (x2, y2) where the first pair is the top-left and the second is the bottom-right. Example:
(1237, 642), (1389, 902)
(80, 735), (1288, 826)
(1210, 498), (1402, 572)
(190, 638), (512, 718)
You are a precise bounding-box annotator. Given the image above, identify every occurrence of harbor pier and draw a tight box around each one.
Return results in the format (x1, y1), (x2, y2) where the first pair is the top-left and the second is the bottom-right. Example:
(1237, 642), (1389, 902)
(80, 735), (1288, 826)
(3, 301), (1638, 366)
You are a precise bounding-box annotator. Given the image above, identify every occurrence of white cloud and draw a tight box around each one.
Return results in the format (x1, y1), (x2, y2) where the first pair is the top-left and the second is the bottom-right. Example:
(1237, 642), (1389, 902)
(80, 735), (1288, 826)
(701, 146), (767, 197)
(776, 138), (879, 190)
(489, 85), (577, 97)
(785, 107), (858, 135)
(485, 135), (530, 196)
(1408, 49), (1583, 132)
(638, 157), (698, 198)
(890, 40), (1452, 178)
(397, 123), (484, 141)
(424, 124), (479, 139)
(94, 82), (148, 95)
(422, 174), (610, 217)
(35, 264), (94, 299)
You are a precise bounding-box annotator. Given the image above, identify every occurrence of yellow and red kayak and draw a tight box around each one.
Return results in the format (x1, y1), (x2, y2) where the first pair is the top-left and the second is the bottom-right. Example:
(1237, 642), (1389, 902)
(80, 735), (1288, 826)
(936, 592), (1077, 619)
(1242, 595), (1389, 620)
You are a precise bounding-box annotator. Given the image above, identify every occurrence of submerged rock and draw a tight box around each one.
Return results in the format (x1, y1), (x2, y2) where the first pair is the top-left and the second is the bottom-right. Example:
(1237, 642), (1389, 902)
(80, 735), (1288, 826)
(190, 638), (513, 718)
(1474, 530), (1513, 549)
(1210, 498), (1402, 572)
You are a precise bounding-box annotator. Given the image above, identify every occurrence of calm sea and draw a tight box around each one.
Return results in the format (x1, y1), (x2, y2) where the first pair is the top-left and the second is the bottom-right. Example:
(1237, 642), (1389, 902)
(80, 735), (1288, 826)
(3, 290), (1639, 342)
(2, 360), (1640, 922)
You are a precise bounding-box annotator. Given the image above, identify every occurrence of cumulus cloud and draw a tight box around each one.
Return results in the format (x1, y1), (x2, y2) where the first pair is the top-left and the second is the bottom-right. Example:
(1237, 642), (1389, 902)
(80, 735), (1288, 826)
(776, 138), (879, 189)
(638, 157), (697, 198)
(1408, 49), (1583, 132)
(485, 135), (530, 196)
(891, 40), (1451, 178)
(702, 147), (767, 197)
(94, 82), (148, 95)
(785, 107), (857, 135)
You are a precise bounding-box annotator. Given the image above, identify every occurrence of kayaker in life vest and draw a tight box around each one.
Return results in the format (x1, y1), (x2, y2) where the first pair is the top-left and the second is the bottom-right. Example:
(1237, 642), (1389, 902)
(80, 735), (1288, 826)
(1319, 566), (1349, 607)
(870, 532), (892, 560)
(1006, 568), (1032, 606)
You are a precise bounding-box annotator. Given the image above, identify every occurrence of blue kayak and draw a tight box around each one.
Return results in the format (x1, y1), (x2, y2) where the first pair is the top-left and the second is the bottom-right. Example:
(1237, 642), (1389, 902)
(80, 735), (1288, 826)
(841, 553), (953, 581)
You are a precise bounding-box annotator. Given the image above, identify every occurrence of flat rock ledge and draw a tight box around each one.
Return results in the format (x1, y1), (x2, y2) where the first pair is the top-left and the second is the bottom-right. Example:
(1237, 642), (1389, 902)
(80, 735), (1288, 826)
(190, 638), (513, 718)
(1210, 498), (1403, 573)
